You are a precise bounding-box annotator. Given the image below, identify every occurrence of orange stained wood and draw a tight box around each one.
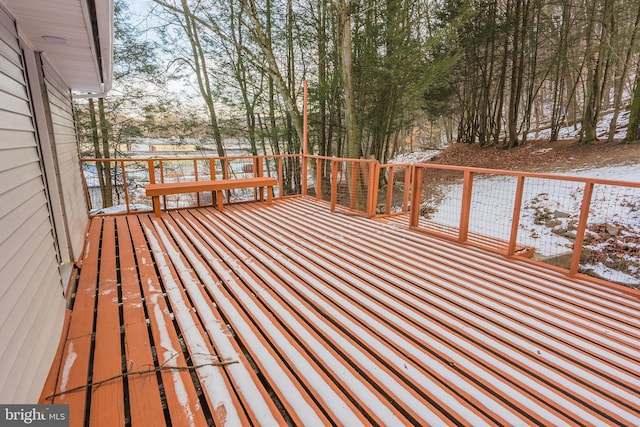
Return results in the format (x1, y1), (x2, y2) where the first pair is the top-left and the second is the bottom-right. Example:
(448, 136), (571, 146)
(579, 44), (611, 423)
(128, 215), (208, 427)
(42, 198), (640, 426)
(138, 215), (285, 426)
(41, 219), (101, 424)
(115, 216), (165, 426)
(181, 208), (419, 425)
(90, 217), (125, 426)
(145, 177), (277, 217)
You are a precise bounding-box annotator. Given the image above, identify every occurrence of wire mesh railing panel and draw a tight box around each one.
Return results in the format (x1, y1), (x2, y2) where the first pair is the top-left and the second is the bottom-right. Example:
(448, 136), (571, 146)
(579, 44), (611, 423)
(376, 165), (411, 216)
(123, 161), (153, 212)
(467, 174), (519, 250)
(261, 156), (281, 197)
(331, 160), (374, 216)
(195, 159), (214, 181)
(280, 155), (302, 196)
(84, 160), (154, 214)
(315, 158), (331, 202)
(333, 161), (350, 206)
(226, 157), (257, 179)
(516, 177), (585, 267)
(414, 168), (465, 239)
(579, 184), (640, 286)
(306, 157), (318, 197)
(154, 159), (203, 211)
(158, 159), (197, 183)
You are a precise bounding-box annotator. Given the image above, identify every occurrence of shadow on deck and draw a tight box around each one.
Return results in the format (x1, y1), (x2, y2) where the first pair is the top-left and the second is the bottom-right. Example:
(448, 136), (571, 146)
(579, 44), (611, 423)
(40, 197), (640, 426)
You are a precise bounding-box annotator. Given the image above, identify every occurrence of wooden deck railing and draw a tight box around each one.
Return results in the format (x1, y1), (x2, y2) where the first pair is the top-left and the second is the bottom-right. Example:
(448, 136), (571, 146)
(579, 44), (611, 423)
(80, 154), (639, 286)
(305, 155), (379, 216)
(81, 154), (302, 215)
(409, 163), (640, 286)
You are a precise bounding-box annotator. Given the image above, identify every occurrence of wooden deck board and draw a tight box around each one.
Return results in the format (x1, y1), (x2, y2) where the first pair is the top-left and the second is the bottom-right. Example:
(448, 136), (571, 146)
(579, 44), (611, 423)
(203, 204), (580, 425)
(178, 208), (419, 425)
(43, 218), (102, 424)
(128, 215), (208, 427)
(140, 214), (285, 426)
(42, 198), (640, 426)
(90, 217), (125, 426)
(116, 216), (166, 427)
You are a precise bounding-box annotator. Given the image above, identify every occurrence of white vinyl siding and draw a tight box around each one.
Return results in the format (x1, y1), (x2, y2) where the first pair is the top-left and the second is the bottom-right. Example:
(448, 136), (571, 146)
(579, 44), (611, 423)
(42, 59), (87, 258)
(0, 6), (66, 403)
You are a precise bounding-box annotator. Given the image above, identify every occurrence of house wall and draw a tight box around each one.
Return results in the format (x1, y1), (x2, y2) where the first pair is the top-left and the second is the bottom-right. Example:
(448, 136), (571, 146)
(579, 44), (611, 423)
(0, 5), (76, 403)
(41, 58), (88, 258)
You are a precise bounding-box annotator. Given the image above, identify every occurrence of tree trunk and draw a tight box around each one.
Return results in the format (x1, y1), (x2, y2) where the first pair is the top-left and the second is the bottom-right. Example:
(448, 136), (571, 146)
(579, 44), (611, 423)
(506, 0), (529, 148)
(239, 0), (304, 144)
(626, 70), (640, 143)
(609, 5), (640, 142)
(179, 0), (225, 156)
(98, 98), (113, 207)
(334, 0), (360, 159)
(88, 98), (108, 208)
(550, 0), (572, 142)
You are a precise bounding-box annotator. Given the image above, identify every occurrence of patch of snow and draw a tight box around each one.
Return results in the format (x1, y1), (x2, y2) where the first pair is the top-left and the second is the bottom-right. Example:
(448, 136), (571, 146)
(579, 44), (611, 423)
(554, 164), (640, 181)
(526, 110), (630, 141)
(90, 204), (151, 215)
(582, 262), (640, 286)
(388, 150), (441, 164)
(60, 341), (77, 393)
(533, 148), (553, 154)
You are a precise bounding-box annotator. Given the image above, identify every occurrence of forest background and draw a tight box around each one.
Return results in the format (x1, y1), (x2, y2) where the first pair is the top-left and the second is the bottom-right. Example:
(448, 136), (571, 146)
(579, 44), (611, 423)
(76, 0), (640, 166)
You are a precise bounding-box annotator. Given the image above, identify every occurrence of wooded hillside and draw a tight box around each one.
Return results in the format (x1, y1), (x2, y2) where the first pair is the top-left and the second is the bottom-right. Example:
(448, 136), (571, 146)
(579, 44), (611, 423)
(80, 0), (640, 162)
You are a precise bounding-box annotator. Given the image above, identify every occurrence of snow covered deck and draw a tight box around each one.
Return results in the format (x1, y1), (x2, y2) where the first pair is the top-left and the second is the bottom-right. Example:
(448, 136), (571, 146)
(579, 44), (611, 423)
(41, 197), (640, 426)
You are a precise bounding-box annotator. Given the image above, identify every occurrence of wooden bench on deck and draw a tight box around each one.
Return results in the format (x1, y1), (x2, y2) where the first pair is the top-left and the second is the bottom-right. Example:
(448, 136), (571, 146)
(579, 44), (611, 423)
(145, 177), (277, 217)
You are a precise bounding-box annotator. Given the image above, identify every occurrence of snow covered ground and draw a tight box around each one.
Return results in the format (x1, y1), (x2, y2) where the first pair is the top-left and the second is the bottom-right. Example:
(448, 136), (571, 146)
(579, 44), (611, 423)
(388, 150), (441, 164)
(527, 111), (630, 141)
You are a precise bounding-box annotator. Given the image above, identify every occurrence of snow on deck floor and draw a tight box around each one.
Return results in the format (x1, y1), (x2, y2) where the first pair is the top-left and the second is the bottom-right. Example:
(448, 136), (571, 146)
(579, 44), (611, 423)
(41, 197), (640, 426)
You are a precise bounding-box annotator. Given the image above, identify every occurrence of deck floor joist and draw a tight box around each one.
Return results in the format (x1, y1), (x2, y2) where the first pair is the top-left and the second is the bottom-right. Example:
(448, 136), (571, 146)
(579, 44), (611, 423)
(41, 197), (640, 426)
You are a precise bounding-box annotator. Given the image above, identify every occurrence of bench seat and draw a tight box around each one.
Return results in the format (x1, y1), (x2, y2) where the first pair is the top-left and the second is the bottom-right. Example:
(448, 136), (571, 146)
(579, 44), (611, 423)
(145, 177), (277, 217)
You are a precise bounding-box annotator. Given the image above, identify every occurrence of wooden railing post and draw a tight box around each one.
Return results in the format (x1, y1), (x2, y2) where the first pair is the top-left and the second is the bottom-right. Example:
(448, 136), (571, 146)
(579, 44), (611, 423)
(194, 159), (201, 207)
(331, 160), (339, 212)
(223, 158), (230, 202)
(507, 175), (526, 256)
(121, 160), (131, 213)
(256, 157), (263, 202)
(278, 157), (284, 197)
(403, 166), (412, 212)
(256, 157), (263, 177)
(409, 165), (423, 227)
(367, 160), (379, 217)
(570, 181), (595, 275)
(459, 170), (474, 243)
(147, 159), (155, 184)
(316, 158), (323, 200)
(386, 165), (395, 216)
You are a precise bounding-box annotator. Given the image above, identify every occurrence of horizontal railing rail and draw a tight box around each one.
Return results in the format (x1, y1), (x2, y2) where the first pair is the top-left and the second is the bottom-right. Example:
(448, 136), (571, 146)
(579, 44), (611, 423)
(410, 163), (640, 286)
